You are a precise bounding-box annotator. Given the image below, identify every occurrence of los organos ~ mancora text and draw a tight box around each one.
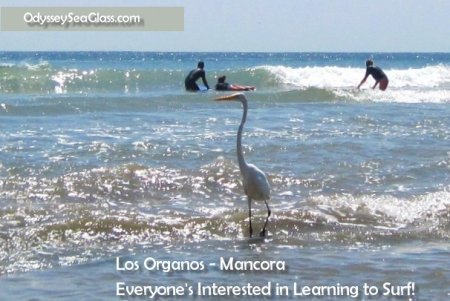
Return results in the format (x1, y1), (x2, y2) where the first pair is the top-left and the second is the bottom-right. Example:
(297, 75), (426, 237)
(116, 256), (286, 272)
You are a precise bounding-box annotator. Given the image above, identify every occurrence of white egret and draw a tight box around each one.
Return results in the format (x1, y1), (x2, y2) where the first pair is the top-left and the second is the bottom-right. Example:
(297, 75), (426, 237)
(216, 93), (271, 237)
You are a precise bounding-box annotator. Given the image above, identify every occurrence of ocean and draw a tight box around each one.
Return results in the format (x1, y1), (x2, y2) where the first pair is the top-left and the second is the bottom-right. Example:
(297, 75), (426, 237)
(0, 52), (449, 300)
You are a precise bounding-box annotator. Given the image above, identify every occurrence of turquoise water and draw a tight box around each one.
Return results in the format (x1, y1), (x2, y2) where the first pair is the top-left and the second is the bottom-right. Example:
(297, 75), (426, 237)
(1, 52), (449, 300)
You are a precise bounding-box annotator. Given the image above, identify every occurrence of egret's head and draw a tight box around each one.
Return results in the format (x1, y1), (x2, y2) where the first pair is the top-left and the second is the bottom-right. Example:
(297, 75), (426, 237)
(215, 93), (247, 103)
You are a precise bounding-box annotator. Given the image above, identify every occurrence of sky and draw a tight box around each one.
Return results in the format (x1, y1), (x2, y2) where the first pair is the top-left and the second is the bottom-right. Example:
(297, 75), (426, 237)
(1, 0), (450, 52)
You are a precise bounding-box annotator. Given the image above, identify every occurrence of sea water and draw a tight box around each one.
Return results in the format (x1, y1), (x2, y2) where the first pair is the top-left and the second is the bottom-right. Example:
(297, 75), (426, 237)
(0, 52), (449, 300)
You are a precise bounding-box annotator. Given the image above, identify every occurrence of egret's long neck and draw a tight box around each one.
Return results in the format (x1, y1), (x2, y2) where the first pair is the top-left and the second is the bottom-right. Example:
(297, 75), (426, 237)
(237, 100), (248, 172)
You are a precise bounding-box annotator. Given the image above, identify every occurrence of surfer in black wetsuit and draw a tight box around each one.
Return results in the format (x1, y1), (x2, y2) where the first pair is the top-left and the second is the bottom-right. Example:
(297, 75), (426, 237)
(185, 61), (210, 92)
(215, 75), (255, 91)
(357, 59), (389, 91)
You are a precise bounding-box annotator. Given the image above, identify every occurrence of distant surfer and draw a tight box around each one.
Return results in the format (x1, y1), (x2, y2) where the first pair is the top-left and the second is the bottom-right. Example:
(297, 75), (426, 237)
(357, 59), (389, 91)
(215, 75), (255, 91)
(185, 61), (210, 92)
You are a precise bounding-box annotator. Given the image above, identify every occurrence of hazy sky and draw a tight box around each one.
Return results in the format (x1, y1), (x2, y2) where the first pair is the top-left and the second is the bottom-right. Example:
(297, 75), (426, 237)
(1, 0), (449, 52)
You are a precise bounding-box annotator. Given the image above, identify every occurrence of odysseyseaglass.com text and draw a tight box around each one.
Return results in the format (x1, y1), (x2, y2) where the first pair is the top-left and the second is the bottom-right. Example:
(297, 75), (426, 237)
(22, 11), (142, 27)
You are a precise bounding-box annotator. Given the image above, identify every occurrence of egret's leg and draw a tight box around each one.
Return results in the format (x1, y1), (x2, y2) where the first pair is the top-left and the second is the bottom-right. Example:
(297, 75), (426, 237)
(248, 197), (253, 237)
(260, 200), (271, 237)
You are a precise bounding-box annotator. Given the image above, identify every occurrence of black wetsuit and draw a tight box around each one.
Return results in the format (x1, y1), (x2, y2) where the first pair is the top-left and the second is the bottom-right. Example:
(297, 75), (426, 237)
(366, 66), (388, 81)
(215, 82), (230, 91)
(184, 68), (209, 91)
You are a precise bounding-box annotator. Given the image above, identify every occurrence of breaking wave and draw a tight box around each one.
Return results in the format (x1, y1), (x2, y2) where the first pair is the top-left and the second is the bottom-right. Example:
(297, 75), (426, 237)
(261, 64), (450, 103)
(2, 58), (450, 103)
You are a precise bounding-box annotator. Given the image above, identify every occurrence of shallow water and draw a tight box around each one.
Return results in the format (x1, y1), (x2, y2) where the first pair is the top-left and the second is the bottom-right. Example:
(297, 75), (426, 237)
(1, 52), (449, 300)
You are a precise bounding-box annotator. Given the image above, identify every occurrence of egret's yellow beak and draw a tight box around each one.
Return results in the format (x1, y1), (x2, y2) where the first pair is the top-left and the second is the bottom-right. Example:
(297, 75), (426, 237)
(215, 93), (242, 101)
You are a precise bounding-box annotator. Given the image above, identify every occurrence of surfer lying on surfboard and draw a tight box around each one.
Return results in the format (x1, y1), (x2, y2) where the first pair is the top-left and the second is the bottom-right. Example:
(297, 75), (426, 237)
(215, 75), (255, 91)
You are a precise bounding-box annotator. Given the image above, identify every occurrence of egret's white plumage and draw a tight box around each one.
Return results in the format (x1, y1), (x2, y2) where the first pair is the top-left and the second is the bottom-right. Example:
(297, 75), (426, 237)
(216, 93), (271, 237)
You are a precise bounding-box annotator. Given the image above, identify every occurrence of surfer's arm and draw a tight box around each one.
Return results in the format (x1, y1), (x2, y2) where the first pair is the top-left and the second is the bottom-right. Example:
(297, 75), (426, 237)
(357, 68), (371, 89)
(201, 74), (210, 90)
(357, 74), (368, 89)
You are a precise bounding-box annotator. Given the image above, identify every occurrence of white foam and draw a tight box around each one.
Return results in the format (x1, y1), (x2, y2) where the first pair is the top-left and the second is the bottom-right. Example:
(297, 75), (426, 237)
(336, 88), (450, 104)
(263, 64), (450, 89)
(263, 65), (360, 89)
(312, 188), (450, 228)
(262, 64), (450, 103)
